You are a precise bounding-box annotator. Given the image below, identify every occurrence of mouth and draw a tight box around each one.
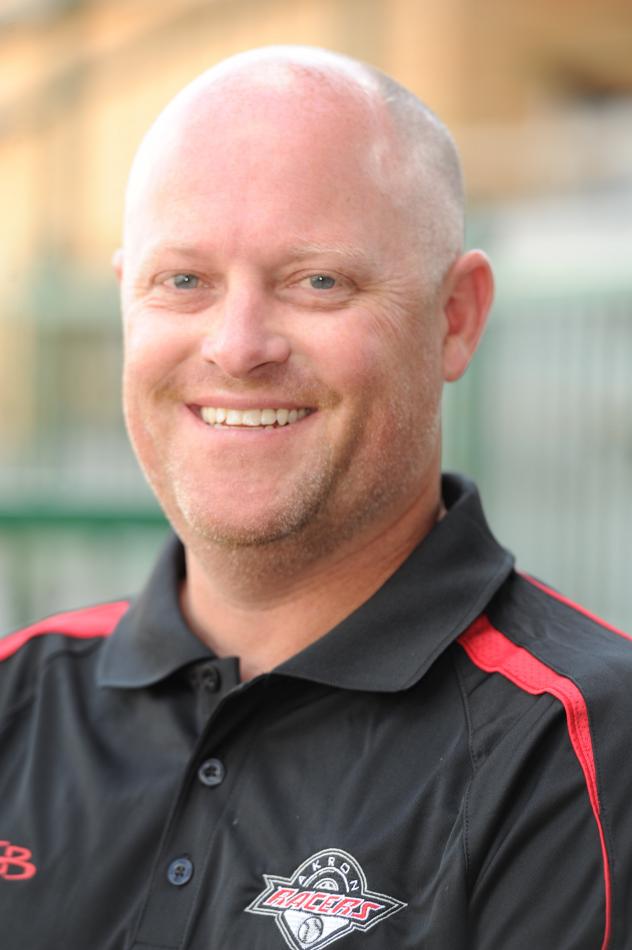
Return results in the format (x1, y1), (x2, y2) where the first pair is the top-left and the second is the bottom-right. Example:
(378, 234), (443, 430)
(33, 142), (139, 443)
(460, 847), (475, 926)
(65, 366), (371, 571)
(197, 406), (313, 429)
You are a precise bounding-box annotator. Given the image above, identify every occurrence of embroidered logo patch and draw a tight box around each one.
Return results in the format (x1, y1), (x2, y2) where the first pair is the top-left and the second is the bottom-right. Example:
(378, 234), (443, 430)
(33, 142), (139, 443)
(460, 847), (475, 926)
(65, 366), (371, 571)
(0, 841), (37, 880)
(246, 848), (406, 949)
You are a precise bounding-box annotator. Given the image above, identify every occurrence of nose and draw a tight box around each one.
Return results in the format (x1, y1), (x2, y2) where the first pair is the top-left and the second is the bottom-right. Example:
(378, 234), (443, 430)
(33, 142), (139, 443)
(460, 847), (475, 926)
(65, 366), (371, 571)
(200, 284), (291, 378)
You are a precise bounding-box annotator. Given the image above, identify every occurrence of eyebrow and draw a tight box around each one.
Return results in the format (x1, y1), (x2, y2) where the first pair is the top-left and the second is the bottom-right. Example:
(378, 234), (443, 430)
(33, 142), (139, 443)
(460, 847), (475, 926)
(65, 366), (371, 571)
(136, 240), (376, 273)
(285, 242), (375, 266)
(138, 242), (208, 266)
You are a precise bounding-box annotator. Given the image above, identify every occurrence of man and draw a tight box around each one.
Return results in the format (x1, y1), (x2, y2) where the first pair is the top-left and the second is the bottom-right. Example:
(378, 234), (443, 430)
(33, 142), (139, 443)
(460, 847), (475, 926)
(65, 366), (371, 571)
(1, 45), (631, 950)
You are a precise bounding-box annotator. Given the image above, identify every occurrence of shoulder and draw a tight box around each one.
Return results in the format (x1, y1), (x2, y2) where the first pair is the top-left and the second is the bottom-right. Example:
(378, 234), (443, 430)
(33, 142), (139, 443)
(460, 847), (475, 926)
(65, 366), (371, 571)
(0, 600), (130, 709)
(1, 600), (130, 664)
(462, 569), (632, 679)
(455, 570), (632, 946)
(456, 569), (632, 771)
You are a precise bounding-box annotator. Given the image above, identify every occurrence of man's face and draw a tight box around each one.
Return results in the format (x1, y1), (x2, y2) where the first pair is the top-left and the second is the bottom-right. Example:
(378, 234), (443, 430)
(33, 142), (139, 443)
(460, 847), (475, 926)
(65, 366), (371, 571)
(119, 81), (445, 554)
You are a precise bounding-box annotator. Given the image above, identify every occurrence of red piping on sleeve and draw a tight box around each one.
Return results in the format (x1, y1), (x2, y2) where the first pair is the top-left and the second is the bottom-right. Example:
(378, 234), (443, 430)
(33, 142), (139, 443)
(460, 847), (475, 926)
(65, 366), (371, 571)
(458, 615), (611, 950)
(0, 601), (129, 662)
(522, 573), (632, 642)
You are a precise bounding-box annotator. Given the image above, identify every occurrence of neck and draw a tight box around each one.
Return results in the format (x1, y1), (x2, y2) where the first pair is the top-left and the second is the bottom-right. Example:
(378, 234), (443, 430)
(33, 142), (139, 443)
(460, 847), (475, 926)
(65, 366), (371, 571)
(180, 483), (444, 680)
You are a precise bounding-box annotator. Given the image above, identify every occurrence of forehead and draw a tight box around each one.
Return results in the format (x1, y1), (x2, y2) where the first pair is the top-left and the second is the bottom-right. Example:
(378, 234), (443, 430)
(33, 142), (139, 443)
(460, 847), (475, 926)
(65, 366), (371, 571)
(124, 75), (410, 259)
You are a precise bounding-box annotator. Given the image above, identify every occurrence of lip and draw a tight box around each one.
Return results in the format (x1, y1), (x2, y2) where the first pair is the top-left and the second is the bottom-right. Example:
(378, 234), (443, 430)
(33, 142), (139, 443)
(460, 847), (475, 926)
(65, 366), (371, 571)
(188, 398), (314, 412)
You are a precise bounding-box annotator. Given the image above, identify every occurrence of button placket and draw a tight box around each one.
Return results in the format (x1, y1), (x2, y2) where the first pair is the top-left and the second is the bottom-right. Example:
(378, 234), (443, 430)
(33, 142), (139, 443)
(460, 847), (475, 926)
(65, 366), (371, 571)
(131, 670), (254, 949)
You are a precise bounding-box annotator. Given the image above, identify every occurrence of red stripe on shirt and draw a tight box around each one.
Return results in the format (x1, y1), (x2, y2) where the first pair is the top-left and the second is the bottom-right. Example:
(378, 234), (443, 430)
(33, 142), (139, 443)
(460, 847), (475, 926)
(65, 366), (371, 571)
(459, 615), (611, 950)
(0, 601), (129, 662)
(522, 573), (632, 642)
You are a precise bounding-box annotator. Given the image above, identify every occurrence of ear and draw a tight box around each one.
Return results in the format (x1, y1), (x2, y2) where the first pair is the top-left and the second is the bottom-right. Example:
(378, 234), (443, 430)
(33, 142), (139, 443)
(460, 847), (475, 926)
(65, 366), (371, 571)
(112, 248), (124, 284)
(441, 250), (494, 382)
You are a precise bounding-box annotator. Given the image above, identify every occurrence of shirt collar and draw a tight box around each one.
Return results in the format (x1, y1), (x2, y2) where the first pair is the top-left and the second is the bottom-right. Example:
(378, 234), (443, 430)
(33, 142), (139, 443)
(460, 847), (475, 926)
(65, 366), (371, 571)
(98, 536), (213, 688)
(98, 473), (514, 692)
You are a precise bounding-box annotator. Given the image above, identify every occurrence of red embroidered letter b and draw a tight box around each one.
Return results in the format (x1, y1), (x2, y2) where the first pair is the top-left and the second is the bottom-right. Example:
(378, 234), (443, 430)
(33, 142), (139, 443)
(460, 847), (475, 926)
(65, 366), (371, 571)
(0, 841), (37, 880)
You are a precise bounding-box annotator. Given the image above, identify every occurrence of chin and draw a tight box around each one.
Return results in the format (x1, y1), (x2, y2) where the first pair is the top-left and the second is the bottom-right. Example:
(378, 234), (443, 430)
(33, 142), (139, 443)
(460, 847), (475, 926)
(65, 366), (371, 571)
(191, 517), (299, 548)
(173, 492), (327, 551)
(164, 455), (339, 551)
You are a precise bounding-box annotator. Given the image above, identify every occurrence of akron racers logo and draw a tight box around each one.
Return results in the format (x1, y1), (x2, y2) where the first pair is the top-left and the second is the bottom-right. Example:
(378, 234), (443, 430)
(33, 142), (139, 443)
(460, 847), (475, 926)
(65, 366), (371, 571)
(245, 848), (406, 949)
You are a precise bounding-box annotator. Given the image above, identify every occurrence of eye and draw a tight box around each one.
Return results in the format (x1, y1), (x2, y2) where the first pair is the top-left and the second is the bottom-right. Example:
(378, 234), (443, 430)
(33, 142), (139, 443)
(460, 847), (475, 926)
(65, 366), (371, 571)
(169, 273), (200, 290)
(289, 271), (353, 307)
(305, 274), (337, 290)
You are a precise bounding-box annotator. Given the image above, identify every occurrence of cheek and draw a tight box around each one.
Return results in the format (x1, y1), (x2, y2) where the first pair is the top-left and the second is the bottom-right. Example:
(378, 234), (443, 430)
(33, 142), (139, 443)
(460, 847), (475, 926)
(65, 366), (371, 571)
(307, 315), (397, 393)
(122, 311), (193, 398)
(352, 316), (444, 452)
(322, 312), (440, 411)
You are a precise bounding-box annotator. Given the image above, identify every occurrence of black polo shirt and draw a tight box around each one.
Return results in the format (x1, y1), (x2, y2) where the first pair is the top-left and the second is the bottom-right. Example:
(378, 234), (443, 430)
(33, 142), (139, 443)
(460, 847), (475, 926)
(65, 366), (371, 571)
(2, 474), (631, 949)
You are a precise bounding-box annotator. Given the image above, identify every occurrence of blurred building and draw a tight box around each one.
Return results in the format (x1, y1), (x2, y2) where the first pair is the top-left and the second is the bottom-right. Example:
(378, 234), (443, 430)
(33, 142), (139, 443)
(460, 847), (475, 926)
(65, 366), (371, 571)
(1, 0), (631, 629)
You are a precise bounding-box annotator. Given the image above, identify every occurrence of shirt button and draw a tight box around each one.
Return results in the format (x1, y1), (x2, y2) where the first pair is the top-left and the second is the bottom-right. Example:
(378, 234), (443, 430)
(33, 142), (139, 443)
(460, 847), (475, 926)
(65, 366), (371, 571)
(167, 856), (194, 887)
(198, 757), (225, 787)
(201, 665), (221, 692)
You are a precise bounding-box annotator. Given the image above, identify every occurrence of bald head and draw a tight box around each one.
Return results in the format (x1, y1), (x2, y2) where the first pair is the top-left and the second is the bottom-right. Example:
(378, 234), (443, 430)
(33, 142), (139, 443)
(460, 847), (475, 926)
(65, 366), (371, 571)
(124, 45), (464, 288)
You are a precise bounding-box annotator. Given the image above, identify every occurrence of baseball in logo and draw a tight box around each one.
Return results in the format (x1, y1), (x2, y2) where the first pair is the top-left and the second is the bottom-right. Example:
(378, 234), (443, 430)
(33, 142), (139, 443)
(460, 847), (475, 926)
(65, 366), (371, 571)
(246, 848), (406, 949)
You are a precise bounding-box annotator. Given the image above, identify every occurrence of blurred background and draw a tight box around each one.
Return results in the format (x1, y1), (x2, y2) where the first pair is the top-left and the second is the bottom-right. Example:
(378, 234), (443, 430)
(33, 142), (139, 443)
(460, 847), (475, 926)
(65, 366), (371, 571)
(1, 0), (631, 632)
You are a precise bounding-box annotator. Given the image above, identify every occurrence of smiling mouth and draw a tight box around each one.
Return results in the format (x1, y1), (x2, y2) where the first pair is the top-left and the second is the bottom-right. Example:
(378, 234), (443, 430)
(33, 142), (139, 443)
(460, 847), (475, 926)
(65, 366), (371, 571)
(199, 407), (312, 428)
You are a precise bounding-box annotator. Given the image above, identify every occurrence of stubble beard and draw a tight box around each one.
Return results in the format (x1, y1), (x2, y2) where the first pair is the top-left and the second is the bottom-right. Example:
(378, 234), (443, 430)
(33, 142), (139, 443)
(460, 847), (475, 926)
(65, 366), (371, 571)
(163, 427), (363, 577)
(156, 391), (441, 581)
(170, 438), (339, 549)
(128, 343), (443, 581)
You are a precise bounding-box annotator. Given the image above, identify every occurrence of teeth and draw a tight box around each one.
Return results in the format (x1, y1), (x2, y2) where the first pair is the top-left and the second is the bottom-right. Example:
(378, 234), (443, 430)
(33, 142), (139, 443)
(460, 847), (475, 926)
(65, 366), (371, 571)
(200, 407), (309, 428)
(242, 409), (262, 426)
(226, 409), (243, 426)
